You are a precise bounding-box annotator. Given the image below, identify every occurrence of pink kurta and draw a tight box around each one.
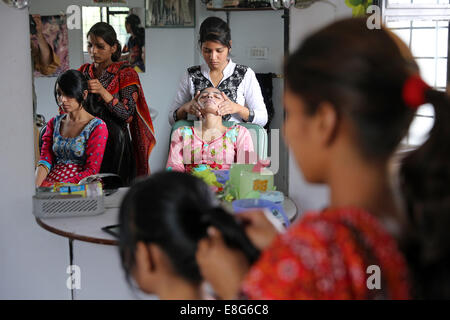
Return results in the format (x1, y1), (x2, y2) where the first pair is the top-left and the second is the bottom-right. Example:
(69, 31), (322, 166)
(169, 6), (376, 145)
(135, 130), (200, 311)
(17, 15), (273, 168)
(166, 125), (255, 172)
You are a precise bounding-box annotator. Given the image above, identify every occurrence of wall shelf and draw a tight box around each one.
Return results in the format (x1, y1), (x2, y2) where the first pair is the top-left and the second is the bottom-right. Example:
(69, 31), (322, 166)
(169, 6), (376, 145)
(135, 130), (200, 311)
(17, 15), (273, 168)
(206, 6), (282, 25)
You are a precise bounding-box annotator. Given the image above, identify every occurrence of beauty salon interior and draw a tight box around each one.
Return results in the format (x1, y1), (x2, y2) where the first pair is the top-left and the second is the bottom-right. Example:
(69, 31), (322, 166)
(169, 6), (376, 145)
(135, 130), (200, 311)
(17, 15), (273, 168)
(1, 0), (449, 300)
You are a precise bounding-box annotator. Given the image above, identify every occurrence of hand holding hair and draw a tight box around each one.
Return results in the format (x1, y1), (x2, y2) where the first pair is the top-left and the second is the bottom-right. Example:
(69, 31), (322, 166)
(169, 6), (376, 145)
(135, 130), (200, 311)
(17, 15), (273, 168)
(234, 210), (279, 251)
(88, 79), (113, 103)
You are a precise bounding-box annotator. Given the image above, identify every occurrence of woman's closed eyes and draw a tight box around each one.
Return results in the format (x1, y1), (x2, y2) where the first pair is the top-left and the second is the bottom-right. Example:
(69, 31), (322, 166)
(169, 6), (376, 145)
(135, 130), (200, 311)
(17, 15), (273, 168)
(199, 92), (222, 101)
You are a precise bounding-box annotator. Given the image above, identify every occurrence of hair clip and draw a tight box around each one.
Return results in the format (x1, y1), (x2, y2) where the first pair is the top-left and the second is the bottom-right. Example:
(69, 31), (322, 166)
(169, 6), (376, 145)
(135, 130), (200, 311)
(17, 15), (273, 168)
(402, 74), (430, 110)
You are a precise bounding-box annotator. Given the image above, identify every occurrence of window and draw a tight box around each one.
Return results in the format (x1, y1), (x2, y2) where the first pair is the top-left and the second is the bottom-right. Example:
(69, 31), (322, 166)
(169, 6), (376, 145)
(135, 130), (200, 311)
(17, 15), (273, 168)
(82, 6), (130, 53)
(382, 0), (450, 146)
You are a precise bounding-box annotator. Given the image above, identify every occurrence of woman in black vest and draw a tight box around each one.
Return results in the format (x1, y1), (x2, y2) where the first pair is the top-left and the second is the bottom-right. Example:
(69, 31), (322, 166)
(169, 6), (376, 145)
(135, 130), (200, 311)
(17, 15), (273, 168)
(169, 17), (268, 127)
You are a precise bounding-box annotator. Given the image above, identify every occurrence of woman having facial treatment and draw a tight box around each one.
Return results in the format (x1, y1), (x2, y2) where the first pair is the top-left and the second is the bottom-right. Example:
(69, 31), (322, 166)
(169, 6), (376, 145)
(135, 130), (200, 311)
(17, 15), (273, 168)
(166, 87), (256, 172)
(35, 70), (108, 187)
(168, 16), (268, 127)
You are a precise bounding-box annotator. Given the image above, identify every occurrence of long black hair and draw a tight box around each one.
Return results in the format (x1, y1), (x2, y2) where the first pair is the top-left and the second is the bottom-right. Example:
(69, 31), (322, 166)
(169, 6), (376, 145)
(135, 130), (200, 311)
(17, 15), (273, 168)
(198, 16), (231, 49)
(54, 69), (93, 114)
(400, 88), (450, 299)
(125, 14), (145, 48)
(285, 17), (450, 299)
(87, 22), (122, 62)
(119, 171), (260, 286)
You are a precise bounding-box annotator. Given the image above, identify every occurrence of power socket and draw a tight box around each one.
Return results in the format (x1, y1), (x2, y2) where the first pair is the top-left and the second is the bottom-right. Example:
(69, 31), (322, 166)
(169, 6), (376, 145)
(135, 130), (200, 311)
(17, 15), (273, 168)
(249, 47), (269, 59)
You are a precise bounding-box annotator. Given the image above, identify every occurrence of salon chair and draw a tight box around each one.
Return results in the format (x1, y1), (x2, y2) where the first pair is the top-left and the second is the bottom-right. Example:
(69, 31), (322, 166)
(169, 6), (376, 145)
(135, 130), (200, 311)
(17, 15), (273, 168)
(170, 120), (268, 160)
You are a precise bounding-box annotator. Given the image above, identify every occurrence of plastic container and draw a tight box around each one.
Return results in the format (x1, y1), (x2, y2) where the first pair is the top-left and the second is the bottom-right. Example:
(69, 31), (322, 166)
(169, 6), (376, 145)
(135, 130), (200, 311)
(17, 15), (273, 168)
(260, 191), (284, 204)
(228, 164), (274, 199)
(33, 192), (105, 219)
(232, 198), (290, 227)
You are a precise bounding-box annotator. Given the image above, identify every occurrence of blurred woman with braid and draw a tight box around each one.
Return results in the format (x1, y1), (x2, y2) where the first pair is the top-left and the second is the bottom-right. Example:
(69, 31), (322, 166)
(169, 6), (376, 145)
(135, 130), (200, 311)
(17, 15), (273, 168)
(118, 171), (260, 299)
(195, 17), (450, 300)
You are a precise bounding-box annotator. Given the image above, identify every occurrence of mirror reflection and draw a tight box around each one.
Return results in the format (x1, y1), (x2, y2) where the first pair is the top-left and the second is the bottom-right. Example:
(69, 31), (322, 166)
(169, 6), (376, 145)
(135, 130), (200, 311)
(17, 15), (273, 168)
(30, 1), (286, 194)
(30, 1), (153, 190)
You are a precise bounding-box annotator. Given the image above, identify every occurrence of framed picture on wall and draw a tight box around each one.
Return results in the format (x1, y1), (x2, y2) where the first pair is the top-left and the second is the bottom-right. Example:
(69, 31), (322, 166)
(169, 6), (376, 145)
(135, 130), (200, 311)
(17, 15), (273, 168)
(145, 0), (195, 28)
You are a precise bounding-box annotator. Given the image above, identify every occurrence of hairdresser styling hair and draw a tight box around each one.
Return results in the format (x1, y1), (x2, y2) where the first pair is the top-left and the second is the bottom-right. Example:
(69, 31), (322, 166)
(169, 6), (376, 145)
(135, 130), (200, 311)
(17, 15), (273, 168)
(118, 171), (259, 300)
(78, 22), (155, 184)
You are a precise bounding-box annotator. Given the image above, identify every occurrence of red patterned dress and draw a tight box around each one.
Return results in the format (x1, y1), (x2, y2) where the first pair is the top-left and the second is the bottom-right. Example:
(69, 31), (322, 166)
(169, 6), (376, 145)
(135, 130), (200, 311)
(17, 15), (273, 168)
(78, 61), (155, 178)
(241, 208), (411, 299)
(38, 115), (108, 187)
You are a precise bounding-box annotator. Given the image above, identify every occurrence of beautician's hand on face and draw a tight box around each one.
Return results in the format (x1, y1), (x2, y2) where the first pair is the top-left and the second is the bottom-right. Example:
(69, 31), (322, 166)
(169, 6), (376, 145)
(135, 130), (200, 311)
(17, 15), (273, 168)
(217, 92), (239, 116)
(196, 227), (251, 300)
(184, 91), (203, 118)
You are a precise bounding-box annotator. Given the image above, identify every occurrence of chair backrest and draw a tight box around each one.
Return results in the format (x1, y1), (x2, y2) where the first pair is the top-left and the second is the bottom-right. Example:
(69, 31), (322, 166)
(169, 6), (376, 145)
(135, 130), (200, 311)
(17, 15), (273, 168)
(100, 119), (129, 184)
(236, 122), (268, 160)
(170, 120), (268, 160)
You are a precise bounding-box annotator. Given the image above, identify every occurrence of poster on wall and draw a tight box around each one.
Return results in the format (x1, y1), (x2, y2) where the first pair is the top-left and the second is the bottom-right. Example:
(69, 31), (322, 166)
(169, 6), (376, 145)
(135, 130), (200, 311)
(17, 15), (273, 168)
(30, 15), (69, 78)
(145, 0), (195, 28)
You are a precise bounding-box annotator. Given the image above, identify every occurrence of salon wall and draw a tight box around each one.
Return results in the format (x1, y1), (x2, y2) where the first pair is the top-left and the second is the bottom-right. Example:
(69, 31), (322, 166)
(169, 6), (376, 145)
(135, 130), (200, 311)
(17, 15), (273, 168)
(0, 5), (70, 299)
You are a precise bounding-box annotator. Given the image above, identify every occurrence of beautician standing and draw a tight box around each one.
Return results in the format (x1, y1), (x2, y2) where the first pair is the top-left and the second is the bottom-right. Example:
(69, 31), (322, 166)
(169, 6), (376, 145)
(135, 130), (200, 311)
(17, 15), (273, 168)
(169, 17), (268, 126)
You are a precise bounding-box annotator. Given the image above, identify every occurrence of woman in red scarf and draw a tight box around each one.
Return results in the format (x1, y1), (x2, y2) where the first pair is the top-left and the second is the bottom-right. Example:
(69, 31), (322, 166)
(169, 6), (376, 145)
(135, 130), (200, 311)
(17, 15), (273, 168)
(78, 22), (155, 184)
(196, 18), (450, 299)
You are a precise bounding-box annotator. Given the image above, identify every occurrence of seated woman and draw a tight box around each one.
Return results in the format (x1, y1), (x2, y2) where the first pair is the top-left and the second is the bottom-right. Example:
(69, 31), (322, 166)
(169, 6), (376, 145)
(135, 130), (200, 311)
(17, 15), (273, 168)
(166, 87), (256, 172)
(35, 70), (108, 187)
(118, 171), (260, 300)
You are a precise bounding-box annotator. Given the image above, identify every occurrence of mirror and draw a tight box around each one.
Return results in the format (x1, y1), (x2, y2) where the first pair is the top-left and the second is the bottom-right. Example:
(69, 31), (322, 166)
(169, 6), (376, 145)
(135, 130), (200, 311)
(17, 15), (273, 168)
(29, 0), (289, 195)
(30, 2), (146, 126)
(30, 1), (153, 190)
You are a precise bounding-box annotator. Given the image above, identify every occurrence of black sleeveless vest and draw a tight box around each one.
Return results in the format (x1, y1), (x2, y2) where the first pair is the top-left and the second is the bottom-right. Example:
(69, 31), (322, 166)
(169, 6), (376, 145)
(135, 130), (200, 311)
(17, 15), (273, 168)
(187, 64), (248, 121)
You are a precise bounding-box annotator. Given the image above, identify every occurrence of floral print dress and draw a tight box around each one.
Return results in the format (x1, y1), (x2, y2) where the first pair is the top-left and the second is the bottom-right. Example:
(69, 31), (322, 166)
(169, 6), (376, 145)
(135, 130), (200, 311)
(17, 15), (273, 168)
(241, 208), (411, 300)
(38, 114), (108, 187)
(166, 125), (255, 172)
